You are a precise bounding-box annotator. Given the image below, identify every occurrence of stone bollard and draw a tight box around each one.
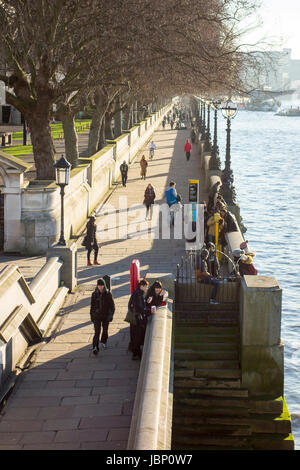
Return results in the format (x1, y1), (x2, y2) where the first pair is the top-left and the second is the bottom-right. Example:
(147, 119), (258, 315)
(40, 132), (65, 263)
(240, 275), (284, 398)
(46, 241), (78, 293)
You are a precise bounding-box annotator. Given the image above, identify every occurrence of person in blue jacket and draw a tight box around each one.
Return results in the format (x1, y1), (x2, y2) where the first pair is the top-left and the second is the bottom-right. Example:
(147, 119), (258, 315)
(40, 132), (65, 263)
(165, 181), (179, 225)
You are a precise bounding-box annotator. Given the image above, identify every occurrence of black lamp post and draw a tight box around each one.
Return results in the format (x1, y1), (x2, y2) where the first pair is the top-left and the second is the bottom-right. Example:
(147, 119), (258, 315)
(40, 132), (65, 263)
(204, 101), (211, 152)
(202, 101), (206, 138)
(220, 99), (238, 204)
(54, 155), (71, 246)
(199, 100), (203, 130)
(209, 101), (221, 170)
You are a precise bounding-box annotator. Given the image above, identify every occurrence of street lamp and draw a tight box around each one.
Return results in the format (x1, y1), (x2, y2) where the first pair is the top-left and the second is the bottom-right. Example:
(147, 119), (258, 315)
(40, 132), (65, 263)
(204, 101), (211, 152)
(201, 100), (206, 138)
(209, 100), (221, 170)
(54, 154), (71, 246)
(199, 100), (203, 130)
(220, 99), (238, 204)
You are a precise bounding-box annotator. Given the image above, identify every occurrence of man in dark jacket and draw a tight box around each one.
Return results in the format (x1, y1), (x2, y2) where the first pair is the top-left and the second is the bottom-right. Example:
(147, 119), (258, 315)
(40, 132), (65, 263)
(86, 216), (100, 266)
(130, 279), (151, 360)
(120, 160), (128, 187)
(90, 278), (115, 354)
(219, 208), (238, 248)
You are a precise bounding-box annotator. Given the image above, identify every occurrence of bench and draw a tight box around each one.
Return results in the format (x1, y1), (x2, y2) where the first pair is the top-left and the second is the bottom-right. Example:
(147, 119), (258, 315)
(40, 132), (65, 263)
(0, 132), (13, 147)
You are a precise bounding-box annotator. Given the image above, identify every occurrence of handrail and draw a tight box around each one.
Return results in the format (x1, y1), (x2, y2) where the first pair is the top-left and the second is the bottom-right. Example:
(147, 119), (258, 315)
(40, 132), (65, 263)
(127, 304), (173, 450)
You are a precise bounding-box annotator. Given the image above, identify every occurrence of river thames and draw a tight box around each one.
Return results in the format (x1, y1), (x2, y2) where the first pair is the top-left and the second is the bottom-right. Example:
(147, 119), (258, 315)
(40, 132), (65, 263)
(217, 109), (300, 448)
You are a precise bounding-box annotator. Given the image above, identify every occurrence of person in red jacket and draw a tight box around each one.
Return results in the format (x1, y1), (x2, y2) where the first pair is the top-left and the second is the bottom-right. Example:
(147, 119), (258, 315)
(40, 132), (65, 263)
(184, 139), (192, 161)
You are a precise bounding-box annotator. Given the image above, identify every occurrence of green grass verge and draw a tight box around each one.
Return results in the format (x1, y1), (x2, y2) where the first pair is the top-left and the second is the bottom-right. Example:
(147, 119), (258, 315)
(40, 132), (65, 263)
(2, 145), (33, 157)
(12, 119), (91, 140)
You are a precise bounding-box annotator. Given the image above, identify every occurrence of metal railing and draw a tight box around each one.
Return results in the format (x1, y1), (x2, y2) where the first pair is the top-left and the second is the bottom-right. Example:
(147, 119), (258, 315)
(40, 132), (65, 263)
(176, 250), (240, 303)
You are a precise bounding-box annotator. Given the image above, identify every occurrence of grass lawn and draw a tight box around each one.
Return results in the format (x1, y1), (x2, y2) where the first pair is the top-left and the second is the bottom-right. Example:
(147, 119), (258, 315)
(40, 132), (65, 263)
(2, 145), (34, 157)
(3, 119), (91, 159)
(12, 119), (91, 140)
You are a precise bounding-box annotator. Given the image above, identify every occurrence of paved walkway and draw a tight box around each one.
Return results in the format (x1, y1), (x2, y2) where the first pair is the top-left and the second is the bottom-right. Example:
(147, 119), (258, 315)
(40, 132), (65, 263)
(0, 122), (206, 449)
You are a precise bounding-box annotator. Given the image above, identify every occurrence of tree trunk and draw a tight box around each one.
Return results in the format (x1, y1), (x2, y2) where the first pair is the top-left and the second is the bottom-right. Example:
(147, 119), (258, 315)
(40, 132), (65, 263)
(61, 113), (78, 168)
(138, 102), (145, 122)
(27, 111), (56, 180)
(87, 92), (106, 157)
(97, 117), (106, 150)
(114, 99), (122, 138)
(134, 101), (138, 124)
(123, 103), (131, 130)
(105, 112), (114, 140)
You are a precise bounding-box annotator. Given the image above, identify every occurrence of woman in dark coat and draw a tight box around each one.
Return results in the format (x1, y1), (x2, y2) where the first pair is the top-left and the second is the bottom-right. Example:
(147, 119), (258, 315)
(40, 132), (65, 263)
(145, 281), (168, 307)
(143, 184), (156, 220)
(140, 155), (148, 179)
(86, 216), (100, 266)
(90, 278), (115, 354)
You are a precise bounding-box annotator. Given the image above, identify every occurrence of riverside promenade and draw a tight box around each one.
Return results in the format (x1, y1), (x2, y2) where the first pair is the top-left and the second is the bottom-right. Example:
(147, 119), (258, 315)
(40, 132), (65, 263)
(0, 124), (206, 450)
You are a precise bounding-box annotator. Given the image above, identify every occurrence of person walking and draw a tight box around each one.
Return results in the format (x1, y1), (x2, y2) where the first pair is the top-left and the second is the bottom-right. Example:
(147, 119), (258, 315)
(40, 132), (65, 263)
(190, 127), (196, 143)
(140, 155), (148, 180)
(184, 139), (192, 161)
(162, 118), (166, 129)
(165, 181), (179, 226)
(85, 216), (100, 266)
(170, 119), (174, 130)
(90, 278), (115, 354)
(143, 183), (156, 220)
(149, 141), (156, 159)
(120, 160), (128, 187)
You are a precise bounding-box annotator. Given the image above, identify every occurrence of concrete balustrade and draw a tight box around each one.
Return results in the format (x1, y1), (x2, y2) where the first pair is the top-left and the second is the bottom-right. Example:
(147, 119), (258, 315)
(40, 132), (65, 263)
(0, 245), (75, 390)
(240, 275), (284, 398)
(127, 274), (174, 450)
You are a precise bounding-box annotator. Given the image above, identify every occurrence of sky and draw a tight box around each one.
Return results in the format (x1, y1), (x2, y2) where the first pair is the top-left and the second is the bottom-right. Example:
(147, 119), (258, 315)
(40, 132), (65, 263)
(243, 0), (300, 59)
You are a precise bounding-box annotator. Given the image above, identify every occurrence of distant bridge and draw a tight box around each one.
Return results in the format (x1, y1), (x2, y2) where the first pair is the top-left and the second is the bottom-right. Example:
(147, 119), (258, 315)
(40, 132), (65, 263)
(249, 89), (297, 98)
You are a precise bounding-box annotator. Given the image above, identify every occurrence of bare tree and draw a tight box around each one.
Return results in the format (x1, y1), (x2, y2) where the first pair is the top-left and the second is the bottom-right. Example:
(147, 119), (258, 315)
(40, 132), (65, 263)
(0, 0), (264, 179)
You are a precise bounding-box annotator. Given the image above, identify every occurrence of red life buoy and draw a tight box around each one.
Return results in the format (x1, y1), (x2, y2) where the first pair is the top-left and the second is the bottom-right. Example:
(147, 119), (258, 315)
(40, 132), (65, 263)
(130, 259), (140, 293)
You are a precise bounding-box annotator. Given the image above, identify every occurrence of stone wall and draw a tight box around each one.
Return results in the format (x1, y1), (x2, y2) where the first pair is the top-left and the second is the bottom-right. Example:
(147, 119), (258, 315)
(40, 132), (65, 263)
(127, 274), (174, 450)
(0, 256), (70, 390)
(240, 275), (284, 398)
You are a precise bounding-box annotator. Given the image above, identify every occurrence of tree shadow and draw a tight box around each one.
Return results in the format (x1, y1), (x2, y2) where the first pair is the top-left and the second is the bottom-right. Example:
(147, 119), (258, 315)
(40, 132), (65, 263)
(0, 322), (139, 449)
(0, 125), (208, 449)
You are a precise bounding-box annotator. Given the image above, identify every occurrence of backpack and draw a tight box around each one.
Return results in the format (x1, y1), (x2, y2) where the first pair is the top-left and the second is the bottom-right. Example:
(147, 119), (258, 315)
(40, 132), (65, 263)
(124, 291), (137, 324)
(165, 188), (177, 206)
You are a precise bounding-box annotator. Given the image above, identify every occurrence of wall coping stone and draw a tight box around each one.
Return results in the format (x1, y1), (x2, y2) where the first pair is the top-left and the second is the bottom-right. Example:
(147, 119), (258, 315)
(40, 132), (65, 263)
(243, 275), (280, 291)
(128, 273), (174, 450)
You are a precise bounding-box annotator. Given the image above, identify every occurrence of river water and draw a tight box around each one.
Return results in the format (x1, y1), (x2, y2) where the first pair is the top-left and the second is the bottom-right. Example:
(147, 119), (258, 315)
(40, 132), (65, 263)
(216, 110), (300, 448)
